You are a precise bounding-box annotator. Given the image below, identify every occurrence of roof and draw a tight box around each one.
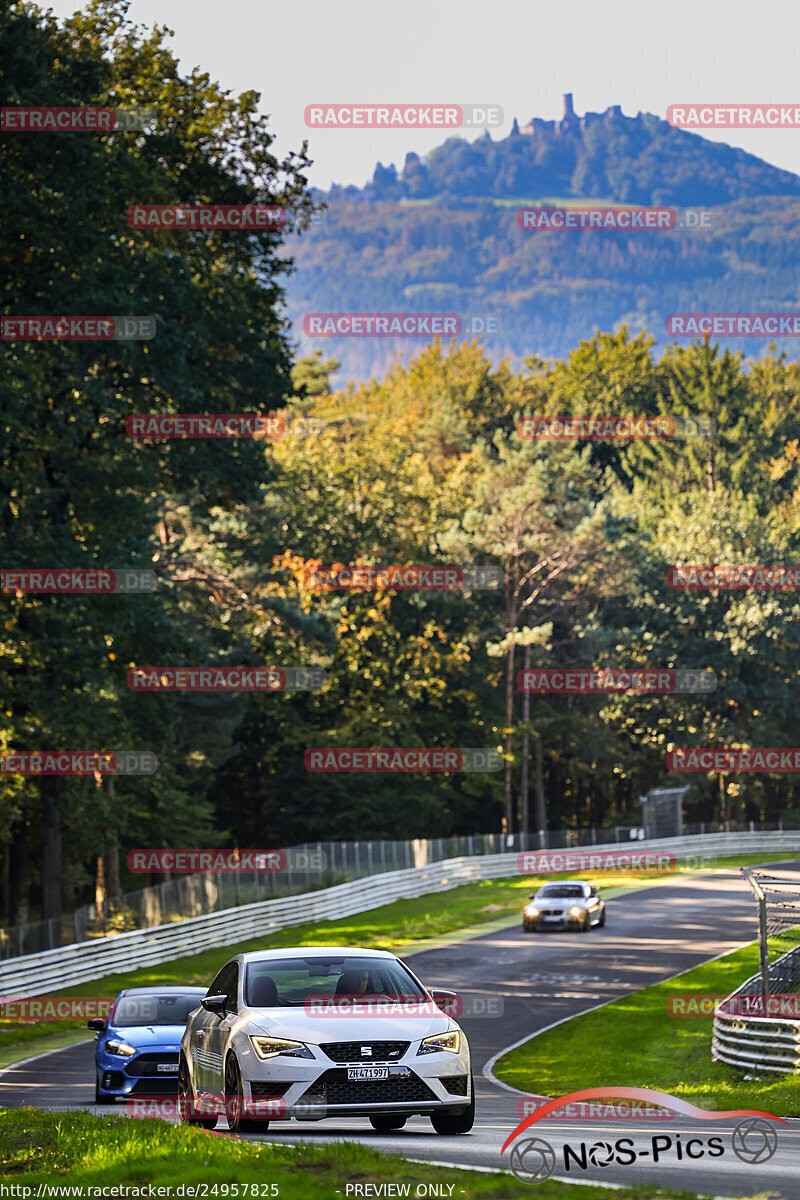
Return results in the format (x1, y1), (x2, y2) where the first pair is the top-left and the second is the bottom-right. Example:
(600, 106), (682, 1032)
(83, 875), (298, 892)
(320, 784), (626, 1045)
(236, 947), (396, 963)
(117, 985), (207, 996)
(536, 880), (590, 886)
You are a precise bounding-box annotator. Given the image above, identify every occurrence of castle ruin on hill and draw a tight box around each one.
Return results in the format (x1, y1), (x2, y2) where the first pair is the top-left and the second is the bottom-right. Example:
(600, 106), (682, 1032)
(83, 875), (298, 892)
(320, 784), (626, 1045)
(512, 93), (627, 138)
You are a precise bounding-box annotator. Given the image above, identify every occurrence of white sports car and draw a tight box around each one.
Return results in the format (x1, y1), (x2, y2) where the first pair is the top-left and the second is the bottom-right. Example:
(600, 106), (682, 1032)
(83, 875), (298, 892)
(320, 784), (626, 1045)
(178, 946), (474, 1135)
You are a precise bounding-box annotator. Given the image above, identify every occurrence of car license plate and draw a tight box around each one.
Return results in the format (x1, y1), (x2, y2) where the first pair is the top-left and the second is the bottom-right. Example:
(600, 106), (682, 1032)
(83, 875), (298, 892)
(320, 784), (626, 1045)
(347, 1066), (388, 1081)
(543, 915), (562, 921)
(157, 1063), (179, 1073)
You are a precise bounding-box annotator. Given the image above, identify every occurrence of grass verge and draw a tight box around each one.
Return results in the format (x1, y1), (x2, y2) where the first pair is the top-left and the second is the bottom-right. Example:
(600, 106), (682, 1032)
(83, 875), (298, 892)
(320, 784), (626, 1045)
(0, 1108), (734, 1199)
(493, 934), (800, 1115)
(2, 852), (796, 1069)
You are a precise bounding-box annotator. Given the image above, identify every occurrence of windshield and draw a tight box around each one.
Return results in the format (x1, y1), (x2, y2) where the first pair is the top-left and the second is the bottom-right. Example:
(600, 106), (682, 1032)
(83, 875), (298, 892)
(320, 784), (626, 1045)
(112, 994), (202, 1027)
(536, 885), (585, 899)
(244, 956), (427, 1007)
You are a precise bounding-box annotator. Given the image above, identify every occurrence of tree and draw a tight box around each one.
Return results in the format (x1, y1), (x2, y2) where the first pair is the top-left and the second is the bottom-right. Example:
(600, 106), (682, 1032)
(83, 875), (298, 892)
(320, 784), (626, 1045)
(439, 432), (609, 832)
(0, 0), (312, 929)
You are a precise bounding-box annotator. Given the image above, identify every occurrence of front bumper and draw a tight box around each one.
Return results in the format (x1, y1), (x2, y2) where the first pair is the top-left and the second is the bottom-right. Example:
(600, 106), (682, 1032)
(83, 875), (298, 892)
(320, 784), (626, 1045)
(234, 1034), (472, 1119)
(523, 912), (586, 930)
(96, 1049), (180, 1097)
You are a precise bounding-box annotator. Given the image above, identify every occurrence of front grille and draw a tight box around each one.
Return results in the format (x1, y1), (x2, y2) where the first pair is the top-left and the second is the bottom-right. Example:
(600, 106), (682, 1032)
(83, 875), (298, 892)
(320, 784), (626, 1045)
(320, 1040), (409, 1063)
(125, 1053), (179, 1077)
(540, 909), (563, 916)
(129, 1077), (177, 1095)
(250, 1080), (292, 1098)
(300, 1068), (436, 1106)
(440, 1075), (468, 1096)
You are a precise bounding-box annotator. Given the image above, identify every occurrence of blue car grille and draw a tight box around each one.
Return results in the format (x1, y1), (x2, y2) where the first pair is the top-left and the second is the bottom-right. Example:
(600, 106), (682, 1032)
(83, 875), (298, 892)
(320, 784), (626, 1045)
(124, 1052), (179, 1077)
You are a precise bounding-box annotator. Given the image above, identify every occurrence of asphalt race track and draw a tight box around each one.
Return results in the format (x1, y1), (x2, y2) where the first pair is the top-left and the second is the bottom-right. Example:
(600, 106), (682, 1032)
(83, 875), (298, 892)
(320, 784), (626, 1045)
(2, 866), (800, 1198)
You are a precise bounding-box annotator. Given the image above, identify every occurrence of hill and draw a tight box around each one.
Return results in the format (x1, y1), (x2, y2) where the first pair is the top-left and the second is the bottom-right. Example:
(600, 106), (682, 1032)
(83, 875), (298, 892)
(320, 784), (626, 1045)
(284, 96), (800, 382)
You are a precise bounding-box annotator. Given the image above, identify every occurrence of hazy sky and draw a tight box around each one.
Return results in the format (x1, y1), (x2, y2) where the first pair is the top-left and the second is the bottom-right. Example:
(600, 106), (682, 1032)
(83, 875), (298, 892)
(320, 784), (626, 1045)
(43, 0), (800, 190)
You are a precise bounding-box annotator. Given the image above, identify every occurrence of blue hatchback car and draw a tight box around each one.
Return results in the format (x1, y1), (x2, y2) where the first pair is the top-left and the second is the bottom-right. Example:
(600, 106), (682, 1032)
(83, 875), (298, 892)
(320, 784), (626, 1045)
(89, 986), (206, 1104)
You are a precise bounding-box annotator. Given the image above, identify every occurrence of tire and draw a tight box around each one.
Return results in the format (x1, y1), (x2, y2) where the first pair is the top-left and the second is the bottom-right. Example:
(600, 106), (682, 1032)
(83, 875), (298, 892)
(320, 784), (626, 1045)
(369, 1114), (407, 1132)
(598, 907), (606, 927)
(430, 1075), (475, 1134)
(225, 1056), (270, 1134)
(94, 1083), (114, 1105)
(178, 1055), (218, 1130)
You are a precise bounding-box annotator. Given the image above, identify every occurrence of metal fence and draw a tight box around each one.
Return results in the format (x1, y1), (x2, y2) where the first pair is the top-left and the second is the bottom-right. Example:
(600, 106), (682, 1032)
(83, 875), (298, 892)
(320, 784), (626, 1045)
(0, 827), (634, 960)
(712, 868), (800, 1074)
(2, 820), (797, 960)
(2, 830), (800, 1000)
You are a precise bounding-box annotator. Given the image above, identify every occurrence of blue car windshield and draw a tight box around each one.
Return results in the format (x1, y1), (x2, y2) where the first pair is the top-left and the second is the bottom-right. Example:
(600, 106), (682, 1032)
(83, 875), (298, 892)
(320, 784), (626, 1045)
(112, 994), (201, 1026)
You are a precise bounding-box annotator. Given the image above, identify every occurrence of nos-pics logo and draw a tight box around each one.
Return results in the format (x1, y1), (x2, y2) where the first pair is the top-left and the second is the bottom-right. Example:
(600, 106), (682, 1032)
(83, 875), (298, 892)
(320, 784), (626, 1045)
(503, 1089), (781, 1184)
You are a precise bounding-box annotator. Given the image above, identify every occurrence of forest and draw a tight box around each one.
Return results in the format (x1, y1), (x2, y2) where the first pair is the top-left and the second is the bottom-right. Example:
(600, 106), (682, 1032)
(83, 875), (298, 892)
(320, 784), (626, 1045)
(3, 1), (800, 930)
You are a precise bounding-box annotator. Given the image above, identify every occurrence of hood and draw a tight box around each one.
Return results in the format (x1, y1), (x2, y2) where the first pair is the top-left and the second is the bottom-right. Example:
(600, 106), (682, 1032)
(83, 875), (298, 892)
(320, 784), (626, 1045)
(243, 1004), (458, 1045)
(106, 1023), (187, 1049)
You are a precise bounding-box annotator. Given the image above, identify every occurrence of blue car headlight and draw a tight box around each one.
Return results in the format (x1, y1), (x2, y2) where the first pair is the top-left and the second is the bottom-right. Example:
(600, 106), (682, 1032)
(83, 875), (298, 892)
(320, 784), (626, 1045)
(105, 1039), (137, 1057)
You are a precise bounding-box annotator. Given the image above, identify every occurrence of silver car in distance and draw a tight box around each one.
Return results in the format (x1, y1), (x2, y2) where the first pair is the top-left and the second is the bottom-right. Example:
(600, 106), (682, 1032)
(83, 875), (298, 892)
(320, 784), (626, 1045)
(522, 880), (606, 932)
(179, 947), (474, 1135)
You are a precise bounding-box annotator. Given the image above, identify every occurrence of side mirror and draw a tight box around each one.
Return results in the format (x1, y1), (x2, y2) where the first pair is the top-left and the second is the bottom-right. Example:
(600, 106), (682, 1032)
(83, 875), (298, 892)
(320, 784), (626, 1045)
(429, 988), (460, 1015)
(528, 893), (537, 900)
(202, 994), (227, 1017)
(87, 1017), (106, 1033)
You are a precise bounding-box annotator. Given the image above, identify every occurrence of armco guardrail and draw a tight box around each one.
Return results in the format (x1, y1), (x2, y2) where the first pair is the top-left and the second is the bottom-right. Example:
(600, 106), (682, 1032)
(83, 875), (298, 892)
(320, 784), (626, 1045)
(712, 863), (800, 1075)
(712, 944), (800, 1074)
(1, 831), (799, 999)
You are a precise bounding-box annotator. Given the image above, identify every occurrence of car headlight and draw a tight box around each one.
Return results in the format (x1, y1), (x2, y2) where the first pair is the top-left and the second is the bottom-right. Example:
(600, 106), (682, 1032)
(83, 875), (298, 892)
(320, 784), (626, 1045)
(105, 1039), (136, 1057)
(249, 1036), (314, 1060)
(569, 906), (583, 917)
(525, 905), (539, 916)
(417, 1031), (460, 1055)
